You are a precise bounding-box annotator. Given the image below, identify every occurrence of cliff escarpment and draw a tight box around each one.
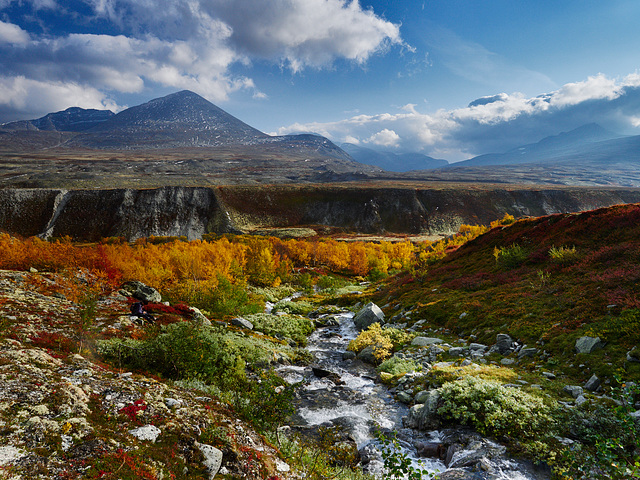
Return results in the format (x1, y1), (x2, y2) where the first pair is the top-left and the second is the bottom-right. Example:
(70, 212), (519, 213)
(2, 184), (640, 240)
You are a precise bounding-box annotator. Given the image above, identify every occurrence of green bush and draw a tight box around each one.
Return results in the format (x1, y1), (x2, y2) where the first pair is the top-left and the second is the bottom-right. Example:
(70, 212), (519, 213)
(377, 356), (422, 376)
(245, 312), (315, 346)
(250, 284), (297, 303)
(272, 299), (315, 316)
(493, 243), (528, 268)
(437, 376), (554, 440)
(97, 322), (295, 388)
(548, 245), (579, 265)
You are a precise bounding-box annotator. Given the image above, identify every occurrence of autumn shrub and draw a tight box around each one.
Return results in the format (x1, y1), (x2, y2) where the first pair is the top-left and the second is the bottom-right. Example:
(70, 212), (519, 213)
(172, 275), (262, 318)
(437, 377), (555, 440)
(548, 245), (579, 265)
(245, 313), (315, 346)
(493, 243), (528, 268)
(347, 323), (414, 361)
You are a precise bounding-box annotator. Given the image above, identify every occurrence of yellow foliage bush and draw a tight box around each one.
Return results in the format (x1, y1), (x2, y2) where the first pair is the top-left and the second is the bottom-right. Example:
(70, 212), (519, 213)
(347, 323), (414, 361)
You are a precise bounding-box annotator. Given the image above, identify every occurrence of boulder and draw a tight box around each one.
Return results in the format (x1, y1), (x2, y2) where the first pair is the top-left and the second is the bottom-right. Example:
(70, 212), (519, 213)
(435, 468), (483, 480)
(575, 336), (603, 354)
(584, 374), (601, 392)
(469, 343), (487, 352)
(198, 443), (223, 480)
(231, 317), (254, 330)
(356, 345), (378, 365)
(447, 347), (465, 357)
(414, 390), (430, 404)
(190, 307), (211, 326)
(518, 347), (538, 359)
(353, 302), (385, 331)
(563, 385), (583, 398)
(122, 281), (162, 303)
(404, 390), (440, 430)
(495, 334), (513, 354)
(342, 351), (357, 361)
(412, 337), (443, 347)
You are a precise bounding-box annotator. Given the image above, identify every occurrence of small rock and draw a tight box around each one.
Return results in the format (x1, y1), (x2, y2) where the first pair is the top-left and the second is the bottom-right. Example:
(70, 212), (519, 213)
(542, 372), (556, 380)
(342, 351), (357, 361)
(627, 346), (640, 363)
(165, 398), (183, 408)
(412, 337), (444, 347)
(29, 267), (38, 273)
(495, 333), (513, 354)
(129, 425), (161, 442)
(575, 395), (588, 406)
(575, 336), (603, 354)
(198, 443), (223, 480)
(584, 374), (601, 392)
(469, 343), (487, 351)
(500, 358), (515, 366)
(0, 446), (26, 466)
(231, 317), (254, 330)
(397, 391), (413, 404)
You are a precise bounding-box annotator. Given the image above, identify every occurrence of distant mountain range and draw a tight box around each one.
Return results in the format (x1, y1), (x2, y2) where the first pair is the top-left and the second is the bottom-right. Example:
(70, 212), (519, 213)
(449, 123), (626, 168)
(2, 91), (640, 187)
(341, 143), (448, 172)
(0, 91), (353, 159)
(2, 107), (114, 132)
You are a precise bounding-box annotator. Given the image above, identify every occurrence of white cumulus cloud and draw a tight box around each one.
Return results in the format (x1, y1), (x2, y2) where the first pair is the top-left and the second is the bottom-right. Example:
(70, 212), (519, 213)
(276, 73), (640, 161)
(0, 21), (30, 44)
(0, 0), (401, 121)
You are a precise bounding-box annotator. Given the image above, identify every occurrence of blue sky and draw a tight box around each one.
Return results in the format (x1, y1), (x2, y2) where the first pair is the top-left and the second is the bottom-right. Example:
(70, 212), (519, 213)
(1, 0), (640, 161)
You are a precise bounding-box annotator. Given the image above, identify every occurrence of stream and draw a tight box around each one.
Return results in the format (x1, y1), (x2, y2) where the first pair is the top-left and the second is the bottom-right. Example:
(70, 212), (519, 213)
(275, 307), (551, 479)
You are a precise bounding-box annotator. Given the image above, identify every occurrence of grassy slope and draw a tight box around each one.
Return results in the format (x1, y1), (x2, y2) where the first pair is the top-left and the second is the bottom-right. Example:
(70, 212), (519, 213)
(374, 203), (640, 383)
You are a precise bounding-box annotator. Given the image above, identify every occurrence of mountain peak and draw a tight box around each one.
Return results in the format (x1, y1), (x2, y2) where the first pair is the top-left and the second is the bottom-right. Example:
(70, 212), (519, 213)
(72, 90), (267, 149)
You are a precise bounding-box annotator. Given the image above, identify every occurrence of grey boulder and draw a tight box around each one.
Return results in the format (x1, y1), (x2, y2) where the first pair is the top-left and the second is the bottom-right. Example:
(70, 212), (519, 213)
(575, 336), (603, 354)
(353, 302), (385, 331)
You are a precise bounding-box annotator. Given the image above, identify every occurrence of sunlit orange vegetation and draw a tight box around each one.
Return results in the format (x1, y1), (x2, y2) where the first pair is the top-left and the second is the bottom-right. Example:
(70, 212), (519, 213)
(0, 220), (499, 298)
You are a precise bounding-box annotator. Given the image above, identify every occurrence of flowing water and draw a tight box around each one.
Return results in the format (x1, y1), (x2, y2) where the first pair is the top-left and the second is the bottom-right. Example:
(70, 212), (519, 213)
(276, 308), (550, 479)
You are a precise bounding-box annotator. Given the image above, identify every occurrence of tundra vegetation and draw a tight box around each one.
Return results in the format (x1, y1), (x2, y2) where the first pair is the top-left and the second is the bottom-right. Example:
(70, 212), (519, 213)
(0, 207), (639, 478)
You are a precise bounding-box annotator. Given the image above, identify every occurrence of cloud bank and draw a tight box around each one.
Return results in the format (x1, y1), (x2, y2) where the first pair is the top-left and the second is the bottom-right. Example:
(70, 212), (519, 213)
(0, 0), (401, 122)
(276, 73), (640, 160)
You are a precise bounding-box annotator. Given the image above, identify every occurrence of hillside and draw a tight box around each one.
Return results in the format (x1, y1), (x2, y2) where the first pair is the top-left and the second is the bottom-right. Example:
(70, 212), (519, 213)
(371, 202), (640, 386)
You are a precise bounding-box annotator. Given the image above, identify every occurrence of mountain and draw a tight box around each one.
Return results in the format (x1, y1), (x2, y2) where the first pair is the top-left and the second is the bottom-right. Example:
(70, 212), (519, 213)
(451, 123), (624, 167)
(341, 143), (448, 172)
(1, 107), (114, 132)
(69, 90), (268, 149)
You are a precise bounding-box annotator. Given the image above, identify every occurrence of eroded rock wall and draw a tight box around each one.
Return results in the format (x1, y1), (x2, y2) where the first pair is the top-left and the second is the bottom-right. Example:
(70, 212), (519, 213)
(1, 185), (640, 240)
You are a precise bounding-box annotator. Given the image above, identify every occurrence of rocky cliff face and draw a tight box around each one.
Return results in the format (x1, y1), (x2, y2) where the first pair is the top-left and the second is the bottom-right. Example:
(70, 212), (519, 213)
(2, 185), (640, 241)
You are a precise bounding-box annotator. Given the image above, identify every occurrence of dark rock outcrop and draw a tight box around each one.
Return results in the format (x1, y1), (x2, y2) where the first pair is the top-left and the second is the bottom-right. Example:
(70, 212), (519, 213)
(2, 185), (640, 241)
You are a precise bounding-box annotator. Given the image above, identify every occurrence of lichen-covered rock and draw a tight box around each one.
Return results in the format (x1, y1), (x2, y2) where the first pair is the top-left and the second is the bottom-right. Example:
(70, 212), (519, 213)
(575, 336), (603, 354)
(121, 280), (162, 303)
(198, 443), (223, 479)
